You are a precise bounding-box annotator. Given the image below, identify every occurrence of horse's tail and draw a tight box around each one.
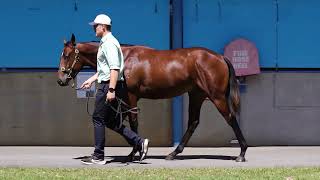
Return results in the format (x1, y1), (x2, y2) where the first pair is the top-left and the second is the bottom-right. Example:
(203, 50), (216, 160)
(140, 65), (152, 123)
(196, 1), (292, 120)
(224, 56), (240, 117)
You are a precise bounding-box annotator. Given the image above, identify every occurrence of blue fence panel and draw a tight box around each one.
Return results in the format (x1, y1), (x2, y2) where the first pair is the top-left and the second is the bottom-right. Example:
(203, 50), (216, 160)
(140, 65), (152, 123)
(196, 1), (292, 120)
(183, 0), (277, 68)
(278, 0), (320, 68)
(0, 0), (170, 68)
(0, 1), (73, 68)
(72, 0), (170, 49)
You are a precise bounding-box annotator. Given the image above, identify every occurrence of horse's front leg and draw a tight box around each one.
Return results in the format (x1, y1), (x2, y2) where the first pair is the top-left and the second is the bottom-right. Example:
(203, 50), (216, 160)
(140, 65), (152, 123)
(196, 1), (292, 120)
(125, 112), (139, 162)
(126, 93), (139, 162)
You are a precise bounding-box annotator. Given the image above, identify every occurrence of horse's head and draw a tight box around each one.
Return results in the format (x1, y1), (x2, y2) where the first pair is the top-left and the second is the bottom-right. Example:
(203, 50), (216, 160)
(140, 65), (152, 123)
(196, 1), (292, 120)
(57, 34), (83, 86)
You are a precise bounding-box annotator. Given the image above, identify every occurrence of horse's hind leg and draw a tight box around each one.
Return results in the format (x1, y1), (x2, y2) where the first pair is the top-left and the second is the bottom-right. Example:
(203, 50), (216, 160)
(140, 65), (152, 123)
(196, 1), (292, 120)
(166, 89), (206, 160)
(212, 97), (247, 162)
(229, 115), (247, 162)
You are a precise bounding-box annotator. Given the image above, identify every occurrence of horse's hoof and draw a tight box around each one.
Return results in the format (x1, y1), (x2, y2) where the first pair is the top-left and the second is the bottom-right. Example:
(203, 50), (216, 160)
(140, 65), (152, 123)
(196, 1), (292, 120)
(165, 154), (175, 160)
(235, 156), (246, 162)
(126, 155), (135, 162)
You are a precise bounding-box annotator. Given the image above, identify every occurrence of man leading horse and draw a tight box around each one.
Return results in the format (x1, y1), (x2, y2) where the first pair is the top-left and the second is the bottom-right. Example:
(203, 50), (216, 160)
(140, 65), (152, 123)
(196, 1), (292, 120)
(57, 14), (248, 163)
(78, 14), (149, 165)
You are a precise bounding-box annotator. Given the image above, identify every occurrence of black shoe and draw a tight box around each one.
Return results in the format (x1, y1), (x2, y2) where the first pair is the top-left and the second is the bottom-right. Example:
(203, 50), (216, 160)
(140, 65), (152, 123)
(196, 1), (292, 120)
(139, 139), (149, 162)
(81, 154), (106, 165)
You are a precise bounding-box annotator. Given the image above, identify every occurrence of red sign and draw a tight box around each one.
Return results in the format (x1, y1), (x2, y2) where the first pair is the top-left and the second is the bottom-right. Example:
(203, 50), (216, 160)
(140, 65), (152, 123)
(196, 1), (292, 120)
(224, 38), (260, 76)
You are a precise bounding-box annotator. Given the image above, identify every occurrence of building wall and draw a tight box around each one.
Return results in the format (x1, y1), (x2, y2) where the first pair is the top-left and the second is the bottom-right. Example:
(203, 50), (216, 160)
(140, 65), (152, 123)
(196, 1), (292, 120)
(0, 1), (172, 146)
(1, 1), (320, 146)
(184, 72), (320, 146)
(3, 72), (319, 147)
(240, 72), (320, 146)
(180, 0), (320, 146)
(0, 72), (172, 146)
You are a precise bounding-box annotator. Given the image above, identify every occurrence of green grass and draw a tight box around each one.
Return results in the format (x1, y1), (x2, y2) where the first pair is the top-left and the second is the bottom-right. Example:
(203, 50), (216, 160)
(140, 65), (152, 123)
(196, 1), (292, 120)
(0, 167), (320, 180)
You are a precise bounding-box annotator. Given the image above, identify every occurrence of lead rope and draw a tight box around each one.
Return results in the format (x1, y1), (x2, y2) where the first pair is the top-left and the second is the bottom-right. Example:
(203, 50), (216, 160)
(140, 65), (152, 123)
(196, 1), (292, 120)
(106, 96), (140, 129)
(75, 87), (140, 128)
(75, 88), (95, 116)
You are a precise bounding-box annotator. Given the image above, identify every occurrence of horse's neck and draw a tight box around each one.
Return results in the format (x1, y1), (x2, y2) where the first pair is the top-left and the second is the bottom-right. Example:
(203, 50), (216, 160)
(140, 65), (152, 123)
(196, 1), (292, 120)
(83, 54), (97, 68)
(78, 42), (99, 52)
(78, 42), (153, 66)
(77, 42), (98, 68)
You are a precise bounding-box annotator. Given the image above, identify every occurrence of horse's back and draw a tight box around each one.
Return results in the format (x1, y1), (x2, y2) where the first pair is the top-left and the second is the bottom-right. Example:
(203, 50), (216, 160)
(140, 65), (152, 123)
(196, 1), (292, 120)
(123, 46), (228, 98)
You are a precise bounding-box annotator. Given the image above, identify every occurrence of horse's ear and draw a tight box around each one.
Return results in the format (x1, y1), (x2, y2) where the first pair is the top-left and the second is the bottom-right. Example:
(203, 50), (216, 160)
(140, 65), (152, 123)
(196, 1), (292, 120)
(63, 39), (67, 46)
(71, 33), (76, 46)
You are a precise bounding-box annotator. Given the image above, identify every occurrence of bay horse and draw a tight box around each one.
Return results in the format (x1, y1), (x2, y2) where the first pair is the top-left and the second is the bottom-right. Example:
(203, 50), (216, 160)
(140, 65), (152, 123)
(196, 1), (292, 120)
(57, 34), (248, 162)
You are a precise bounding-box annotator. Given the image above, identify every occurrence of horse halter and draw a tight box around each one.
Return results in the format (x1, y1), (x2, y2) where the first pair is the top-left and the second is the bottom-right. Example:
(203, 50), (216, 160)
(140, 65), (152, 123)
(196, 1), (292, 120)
(60, 48), (80, 79)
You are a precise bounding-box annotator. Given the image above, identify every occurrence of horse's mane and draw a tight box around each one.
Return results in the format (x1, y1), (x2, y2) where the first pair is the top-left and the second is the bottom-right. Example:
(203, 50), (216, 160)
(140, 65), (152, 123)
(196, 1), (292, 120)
(84, 41), (153, 49)
(88, 41), (135, 47)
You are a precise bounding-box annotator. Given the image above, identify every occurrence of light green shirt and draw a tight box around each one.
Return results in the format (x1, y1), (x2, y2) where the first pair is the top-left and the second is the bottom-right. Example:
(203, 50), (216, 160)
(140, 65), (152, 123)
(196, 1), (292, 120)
(97, 32), (124, 83)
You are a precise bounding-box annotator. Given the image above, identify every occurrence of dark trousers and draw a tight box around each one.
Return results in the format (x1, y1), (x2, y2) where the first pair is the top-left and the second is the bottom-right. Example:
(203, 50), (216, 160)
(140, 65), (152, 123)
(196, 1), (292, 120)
(92, 81), (143, 158)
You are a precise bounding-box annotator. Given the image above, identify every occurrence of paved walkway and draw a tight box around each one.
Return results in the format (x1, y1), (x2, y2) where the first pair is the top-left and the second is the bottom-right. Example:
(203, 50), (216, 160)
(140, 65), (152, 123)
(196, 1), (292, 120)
(0, 146), (319, 168)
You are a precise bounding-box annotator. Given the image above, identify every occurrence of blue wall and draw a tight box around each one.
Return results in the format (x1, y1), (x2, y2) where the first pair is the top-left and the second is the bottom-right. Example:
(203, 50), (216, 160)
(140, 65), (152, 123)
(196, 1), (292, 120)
(183, 0), (277, 68)
(183, 0), (320, 68)
(0, 0), (170, 68)
(277, 0), (320, 68)
(1, 0), (320, 68)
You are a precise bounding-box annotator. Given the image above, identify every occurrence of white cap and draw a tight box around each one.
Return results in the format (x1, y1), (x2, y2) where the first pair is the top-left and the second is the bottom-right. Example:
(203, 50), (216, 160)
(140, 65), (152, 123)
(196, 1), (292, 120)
(89, 14), (111, 26)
